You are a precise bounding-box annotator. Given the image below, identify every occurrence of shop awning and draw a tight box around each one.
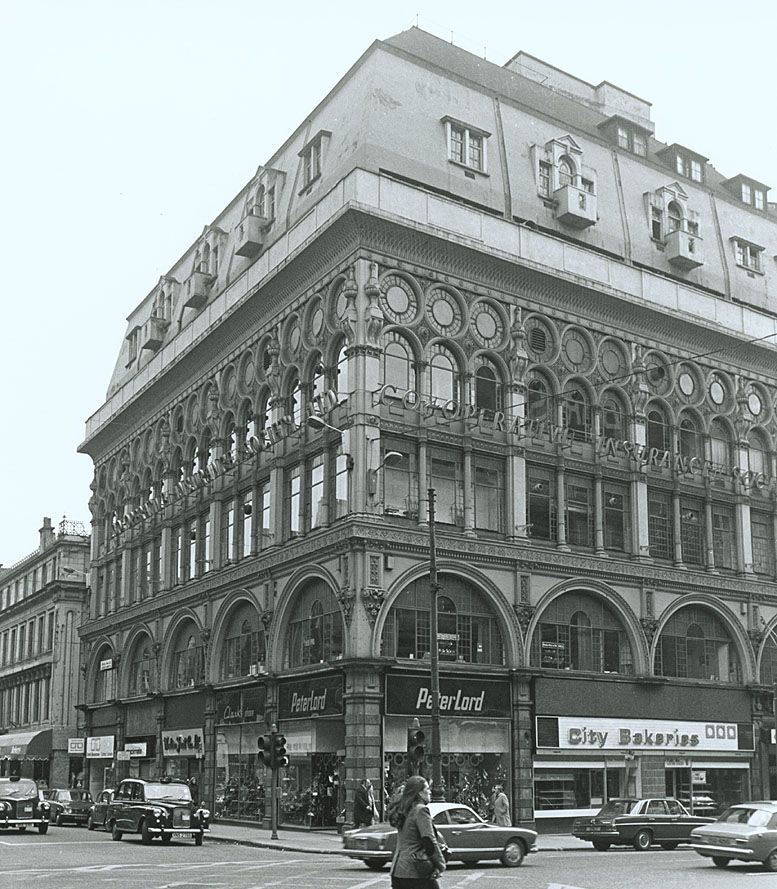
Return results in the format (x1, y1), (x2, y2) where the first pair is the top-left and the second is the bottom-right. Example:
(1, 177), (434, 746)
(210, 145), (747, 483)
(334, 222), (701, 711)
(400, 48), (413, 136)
(0, 729), (52, 760)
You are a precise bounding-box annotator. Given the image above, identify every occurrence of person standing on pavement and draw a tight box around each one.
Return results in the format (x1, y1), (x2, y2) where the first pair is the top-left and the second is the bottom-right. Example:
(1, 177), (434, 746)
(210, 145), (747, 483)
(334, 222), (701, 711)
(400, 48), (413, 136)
(491, 784), (510, 826)
(388, 775), (446, 889)
(353, 778), (377, 828)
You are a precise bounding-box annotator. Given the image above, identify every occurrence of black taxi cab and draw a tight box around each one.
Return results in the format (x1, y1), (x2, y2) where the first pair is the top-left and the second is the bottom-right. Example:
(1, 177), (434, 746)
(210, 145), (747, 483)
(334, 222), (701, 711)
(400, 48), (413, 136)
(0, 777), (50, 833)
(106, 778), (210, 845)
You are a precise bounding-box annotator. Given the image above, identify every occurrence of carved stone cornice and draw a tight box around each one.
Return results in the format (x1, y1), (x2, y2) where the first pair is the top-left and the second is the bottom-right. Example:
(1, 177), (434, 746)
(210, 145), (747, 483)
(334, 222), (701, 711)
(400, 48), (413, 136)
(361, 587), (385, 626)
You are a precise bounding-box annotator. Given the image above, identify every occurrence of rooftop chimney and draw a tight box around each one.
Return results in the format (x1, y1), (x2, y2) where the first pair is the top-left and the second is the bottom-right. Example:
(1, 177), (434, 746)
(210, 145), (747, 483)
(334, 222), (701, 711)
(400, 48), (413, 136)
(39, 516), (55, 551)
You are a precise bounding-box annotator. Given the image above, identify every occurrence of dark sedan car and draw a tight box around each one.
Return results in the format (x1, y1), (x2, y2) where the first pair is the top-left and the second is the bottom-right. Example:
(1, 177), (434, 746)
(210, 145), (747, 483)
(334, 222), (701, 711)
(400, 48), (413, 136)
(0, 777), (50, 833)
(107, 778), (210, 845)
(343, 801), (537, 869)
(690, 801), (777, 871)
(572, 797), (714, 851)
(47, 788), (93, 826)
(86, 789), (114, 831)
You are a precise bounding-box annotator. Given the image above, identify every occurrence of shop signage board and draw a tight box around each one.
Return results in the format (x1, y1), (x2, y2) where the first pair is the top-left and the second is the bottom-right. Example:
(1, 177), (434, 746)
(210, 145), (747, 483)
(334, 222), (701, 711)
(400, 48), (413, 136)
(86, 736), (115, 759)
(278, 674), (344, 719)
(68, 738), (85, 755)
(116, 751), (131, 762)
(537, 716), (754, 752)
(124, 742), (147, 757)
(216, 686), (266, 725)
(385, 675), (511, 718)
(162, 728), (204, 756)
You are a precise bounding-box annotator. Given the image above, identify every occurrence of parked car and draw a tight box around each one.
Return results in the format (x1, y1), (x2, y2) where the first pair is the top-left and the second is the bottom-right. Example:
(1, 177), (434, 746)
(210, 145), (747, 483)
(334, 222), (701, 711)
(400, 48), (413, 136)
(46, 788), (93, 826)
(342, 801), (537, 869)
(0, 777), (50, 833)
(87, 789), (115, 831)
(572, 797), (715, 851)
(690, 800), (777, 871)
(679, 792), (717, 815)
(106, 778), (210, 845)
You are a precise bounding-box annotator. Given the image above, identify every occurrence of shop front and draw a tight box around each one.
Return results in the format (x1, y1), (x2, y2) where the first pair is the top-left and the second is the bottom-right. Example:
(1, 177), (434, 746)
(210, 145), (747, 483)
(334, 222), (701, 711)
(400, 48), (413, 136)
(124, 699), (159, 780)
(214, 685), (267, 821)
(0, 729), (52, 786)
(162, 692), (206, 798)
(85, 734), (115, 798)
(277, 673), (345, 828)
(384, 673), (512, 819)
(533, 677), (756, 828)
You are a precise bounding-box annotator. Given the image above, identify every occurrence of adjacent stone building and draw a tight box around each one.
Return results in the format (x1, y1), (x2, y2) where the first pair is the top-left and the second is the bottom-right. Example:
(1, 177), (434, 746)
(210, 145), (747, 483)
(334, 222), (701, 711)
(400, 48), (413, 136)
(0, 518), (89, 790)
(77, 27), (777, 829)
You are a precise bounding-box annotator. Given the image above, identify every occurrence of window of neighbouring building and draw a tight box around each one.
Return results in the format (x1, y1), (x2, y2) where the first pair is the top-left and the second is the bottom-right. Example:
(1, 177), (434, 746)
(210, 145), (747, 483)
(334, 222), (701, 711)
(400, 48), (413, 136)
(680, 499), (704, 565)
(751, 512), (774, 576)
(603, 485), (629, 552)
(474, 457), (504, 533)
(428, 450), (463, 526)
(528, 467), (556, 541)
(733, 238), (764, 272)
(565, 476), (593, 548)
(443, 118), (489, 172)
(712, 506), (735, 570)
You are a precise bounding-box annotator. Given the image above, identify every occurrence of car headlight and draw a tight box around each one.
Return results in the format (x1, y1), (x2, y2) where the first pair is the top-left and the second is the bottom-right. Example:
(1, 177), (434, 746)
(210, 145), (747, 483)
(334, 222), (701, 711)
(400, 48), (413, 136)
(0, 802), (8, 813)
(151, 808), (164, 819)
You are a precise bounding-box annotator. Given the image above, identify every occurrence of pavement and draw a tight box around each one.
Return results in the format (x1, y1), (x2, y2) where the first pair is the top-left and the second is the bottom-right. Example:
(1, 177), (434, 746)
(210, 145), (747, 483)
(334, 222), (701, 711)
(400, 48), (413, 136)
(207, 820), (594, 854)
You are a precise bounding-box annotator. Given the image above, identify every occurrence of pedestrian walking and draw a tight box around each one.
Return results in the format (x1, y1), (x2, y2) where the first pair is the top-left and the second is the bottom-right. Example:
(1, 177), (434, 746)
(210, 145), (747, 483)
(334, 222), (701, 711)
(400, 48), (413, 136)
(388, 775), (446, 889)
(491, 783), (510, 826)
(353, 777), (378, 828)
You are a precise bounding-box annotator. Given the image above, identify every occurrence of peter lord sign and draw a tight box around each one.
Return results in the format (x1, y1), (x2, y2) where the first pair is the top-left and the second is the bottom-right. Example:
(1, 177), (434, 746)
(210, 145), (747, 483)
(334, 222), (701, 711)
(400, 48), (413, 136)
(385, 675), (511, 719)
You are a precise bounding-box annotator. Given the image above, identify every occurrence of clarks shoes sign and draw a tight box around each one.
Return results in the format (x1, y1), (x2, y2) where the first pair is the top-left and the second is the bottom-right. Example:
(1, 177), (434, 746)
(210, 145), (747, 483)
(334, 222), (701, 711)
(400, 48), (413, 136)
(385, 675), (511, 719)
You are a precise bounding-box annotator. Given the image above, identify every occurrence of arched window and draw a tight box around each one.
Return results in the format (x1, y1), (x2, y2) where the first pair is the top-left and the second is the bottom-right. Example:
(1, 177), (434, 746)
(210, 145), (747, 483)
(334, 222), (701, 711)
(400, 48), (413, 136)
(527, 376), (549, 421)
(129, 641), (154, 696)
(171, 626), (204, 689)
(287, 375), (302, 426)
(286, 582), (344, 667)
(558, 156), (575, 188)
(531, 592), (633, 673)
(311, 359), (326, 403)
(563, 387), (591, 441)
(428, 345), (459, 403)
(381, 575), (504, 665)
(223, 606), (266, 679)
(710, 419), (731, 469)
(93, 648), (117, 703)
(679, 415), (702, 460)
(201, 243), (211, 273)
(761, 628), (777, 686)
(656, 606), (742, 682)
(225, 420), (238, 462)
(335, 340), (349, 398)
(474, 359), (503, 414)
(647, 405), (670, 452)
(667, 201), (683, 234)
(384, 334), (414, 394)
(601, 395), (626, 440)
(748, 430), (769, 478)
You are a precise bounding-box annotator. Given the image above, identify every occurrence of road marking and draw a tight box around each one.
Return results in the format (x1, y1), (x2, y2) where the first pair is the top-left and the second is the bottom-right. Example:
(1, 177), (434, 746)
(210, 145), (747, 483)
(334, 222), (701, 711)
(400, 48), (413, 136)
(547, 884), (589, 889)
(448, 873), (484, 886)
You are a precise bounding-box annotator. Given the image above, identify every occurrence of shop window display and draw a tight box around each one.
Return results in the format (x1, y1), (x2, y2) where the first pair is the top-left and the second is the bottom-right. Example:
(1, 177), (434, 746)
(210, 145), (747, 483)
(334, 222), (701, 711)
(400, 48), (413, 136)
(280, 753), (344, 827)
(534, 767), (621, 811)
(214, 724), (267, 821)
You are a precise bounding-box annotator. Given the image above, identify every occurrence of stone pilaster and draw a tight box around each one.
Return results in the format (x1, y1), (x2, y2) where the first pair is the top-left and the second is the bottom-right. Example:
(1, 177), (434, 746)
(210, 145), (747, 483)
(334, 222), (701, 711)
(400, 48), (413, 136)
(510, 671), (534, 827)
(343, 664), (383, 828)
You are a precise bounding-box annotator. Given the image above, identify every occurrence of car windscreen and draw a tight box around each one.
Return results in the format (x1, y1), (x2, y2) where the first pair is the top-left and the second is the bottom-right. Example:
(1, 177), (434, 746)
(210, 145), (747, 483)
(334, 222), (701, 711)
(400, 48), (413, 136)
(0, 779), (37, 798)
(717, 807), (771, 827)
(65, 791), (92, 801)
(143, 783), (192, 802)
(597, 799), (639, 816)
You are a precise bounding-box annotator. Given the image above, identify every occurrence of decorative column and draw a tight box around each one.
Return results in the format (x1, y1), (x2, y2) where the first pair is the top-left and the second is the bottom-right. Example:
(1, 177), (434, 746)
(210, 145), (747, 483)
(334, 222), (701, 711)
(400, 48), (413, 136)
(628, 346), (651, 562)
(555, 460), (569, 551)
(343, 664), (384, 829)
(506, 309), (529, 541)
(734, 379), (754, 575)
(704, 487), (716, 572)
(672, 485), (684, 568)
(462, 442), (475, 537)
(509, 671), (534, 826)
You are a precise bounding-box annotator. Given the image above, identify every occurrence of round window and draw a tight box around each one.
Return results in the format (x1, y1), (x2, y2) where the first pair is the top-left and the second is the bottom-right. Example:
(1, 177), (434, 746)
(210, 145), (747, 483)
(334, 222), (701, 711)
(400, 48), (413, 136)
(679, 372), (695, 397)
(748, 391), (762, 416)
(709, 379), (725, 405)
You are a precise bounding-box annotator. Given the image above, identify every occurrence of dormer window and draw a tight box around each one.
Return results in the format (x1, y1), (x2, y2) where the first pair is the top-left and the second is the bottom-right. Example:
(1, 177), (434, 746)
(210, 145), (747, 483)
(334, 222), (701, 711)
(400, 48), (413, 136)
(617, 124), (647, 157)
(299, 131), (330, 192)
(442, 117), (489, 173)
(675, 154), (703, 183)
(657, 144), (707, 184)
(722, 174), (769, 213)
(533, 136), (597, 228)
(126, 327), (140, 365)
(646, 184), (703, 270)
(742, 182), (766, 210)
(538, 161), (552, 197)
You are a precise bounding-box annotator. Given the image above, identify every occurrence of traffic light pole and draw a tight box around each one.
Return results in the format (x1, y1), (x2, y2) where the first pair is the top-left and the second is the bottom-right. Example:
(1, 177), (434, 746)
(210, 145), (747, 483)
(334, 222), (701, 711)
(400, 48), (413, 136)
(428, 488), (443, 802)
(259, 724), (288, 839)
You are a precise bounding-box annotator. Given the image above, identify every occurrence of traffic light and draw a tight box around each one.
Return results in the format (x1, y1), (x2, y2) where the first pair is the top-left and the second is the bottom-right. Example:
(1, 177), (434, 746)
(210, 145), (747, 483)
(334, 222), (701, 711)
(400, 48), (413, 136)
(272, 733), (289, 768)
(407, 719), (425, 773)
(258, 733), (273, 768)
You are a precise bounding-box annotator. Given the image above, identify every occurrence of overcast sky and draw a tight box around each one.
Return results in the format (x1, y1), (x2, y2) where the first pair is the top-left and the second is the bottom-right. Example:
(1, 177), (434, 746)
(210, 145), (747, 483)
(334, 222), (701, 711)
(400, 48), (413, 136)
(1, 0), (774, 565)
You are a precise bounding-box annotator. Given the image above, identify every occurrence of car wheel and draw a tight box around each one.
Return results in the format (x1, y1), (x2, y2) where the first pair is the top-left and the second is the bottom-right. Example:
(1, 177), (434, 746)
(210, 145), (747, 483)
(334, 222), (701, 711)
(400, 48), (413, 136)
(38, 821), (49, 835)
(659, 842), (678, 850)
(632, 829), (652, 851)
(194, 831), (203, 847)
(763, 849), (777, 872)
(111, 822), (123, 842)
(55, 812), (64, 826)
(365, 861), (386, 870)
(712, 856), (730, 868)
(86, 814), (95, 831)
(161, 833), (172, 845)
(141, 819), (152, 845)
(500, 839), (525, 867)
(592, 840), (611, 852)
(17, 826), (27, 833)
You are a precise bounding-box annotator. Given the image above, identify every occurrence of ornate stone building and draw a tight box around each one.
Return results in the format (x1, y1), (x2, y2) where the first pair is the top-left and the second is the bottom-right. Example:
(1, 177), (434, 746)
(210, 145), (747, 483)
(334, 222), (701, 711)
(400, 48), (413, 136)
(78, 28), (777, 829)
(0, 518), (89, 789)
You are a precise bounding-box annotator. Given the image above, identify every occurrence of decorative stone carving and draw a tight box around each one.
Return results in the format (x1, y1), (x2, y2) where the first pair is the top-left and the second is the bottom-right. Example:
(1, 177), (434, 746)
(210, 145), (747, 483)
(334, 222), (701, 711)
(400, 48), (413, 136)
(369, 554), (381, 587)
(520, 574), (530, 602)
(640, 617), (660, 645)
(361, 587), (385, 626)
(337, 586), (356, 627)
(260, 609), (274, 632)
(513, 602), (535, 634)
(747, 626), (765, 648)
(506, 309), (528, 384)
(339, 265), (357, 346)
(364, 262), (384, 348)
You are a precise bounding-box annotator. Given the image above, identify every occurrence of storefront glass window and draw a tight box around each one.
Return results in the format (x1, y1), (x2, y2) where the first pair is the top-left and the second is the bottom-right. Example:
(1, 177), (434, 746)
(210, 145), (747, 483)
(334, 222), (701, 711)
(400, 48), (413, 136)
(656, 606), (742, 683)
(285, 582), (344, 668)
(381, 574), (504, 665)
(531, 592), (633, 674)
(534, 767), (621, 811)
(215, 723), (267, 822)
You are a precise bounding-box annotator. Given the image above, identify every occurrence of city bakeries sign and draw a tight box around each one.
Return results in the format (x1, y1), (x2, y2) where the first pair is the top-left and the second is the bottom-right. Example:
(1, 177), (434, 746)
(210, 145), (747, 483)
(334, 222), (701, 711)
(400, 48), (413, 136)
(386, 675), (511, 719)
(538, 716), (753, 752)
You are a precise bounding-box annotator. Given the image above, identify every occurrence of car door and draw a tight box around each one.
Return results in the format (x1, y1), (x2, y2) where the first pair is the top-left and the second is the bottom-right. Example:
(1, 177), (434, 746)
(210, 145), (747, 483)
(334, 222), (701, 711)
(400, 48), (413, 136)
(129, 782), (145, 831)
(665, 798), (692, 840)
(440, 806), (498, 859)
(644, 799), (670, 840)
(113, 782), (132, 830)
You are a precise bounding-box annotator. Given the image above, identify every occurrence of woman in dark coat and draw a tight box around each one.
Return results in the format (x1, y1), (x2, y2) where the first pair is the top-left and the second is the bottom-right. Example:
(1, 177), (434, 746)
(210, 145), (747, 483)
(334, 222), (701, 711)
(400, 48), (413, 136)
(388, 775), (446, 889)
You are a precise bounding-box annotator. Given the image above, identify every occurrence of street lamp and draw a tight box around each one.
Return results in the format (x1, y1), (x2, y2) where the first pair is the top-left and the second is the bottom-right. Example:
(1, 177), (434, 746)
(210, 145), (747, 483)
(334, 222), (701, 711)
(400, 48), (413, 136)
(428, 488), (443, 802)
(305, 414), (340, 434)
(367, 451), (403, 496)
